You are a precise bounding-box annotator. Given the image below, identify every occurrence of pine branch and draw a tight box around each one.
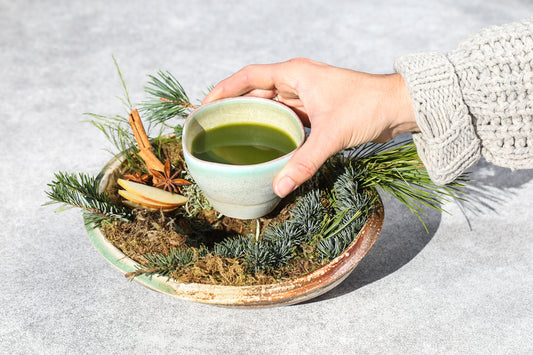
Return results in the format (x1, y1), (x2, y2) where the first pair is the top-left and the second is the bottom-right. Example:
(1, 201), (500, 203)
(141, 71), (196, 126)
(212, 230), (296, 273)
(213, 235), (252, 259)
(44, 172), (133, 226)
(289, 190), (328, 243)
(343, 140), (468, 230)
(126, 248), (197, 279)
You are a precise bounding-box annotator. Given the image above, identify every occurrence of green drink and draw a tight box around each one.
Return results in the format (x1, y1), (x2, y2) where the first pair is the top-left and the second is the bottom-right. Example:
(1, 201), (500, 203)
(191, 122), (298, 165)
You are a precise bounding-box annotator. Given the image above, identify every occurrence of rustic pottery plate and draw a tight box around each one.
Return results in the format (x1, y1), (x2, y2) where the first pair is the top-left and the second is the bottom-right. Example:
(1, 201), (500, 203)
(85, 153), (384, 308)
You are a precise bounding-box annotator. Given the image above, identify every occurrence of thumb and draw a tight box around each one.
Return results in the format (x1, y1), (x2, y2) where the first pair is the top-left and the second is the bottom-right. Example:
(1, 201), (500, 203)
(273, 132), (341, 198)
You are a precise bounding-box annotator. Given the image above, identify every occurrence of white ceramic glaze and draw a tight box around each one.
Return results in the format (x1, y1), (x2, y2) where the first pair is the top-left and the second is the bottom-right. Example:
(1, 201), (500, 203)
(182, 97), (305, 219)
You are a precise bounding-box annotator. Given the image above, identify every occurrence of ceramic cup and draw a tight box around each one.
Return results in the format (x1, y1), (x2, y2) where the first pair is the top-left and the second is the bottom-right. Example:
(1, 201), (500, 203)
(182, 97), (305, 219)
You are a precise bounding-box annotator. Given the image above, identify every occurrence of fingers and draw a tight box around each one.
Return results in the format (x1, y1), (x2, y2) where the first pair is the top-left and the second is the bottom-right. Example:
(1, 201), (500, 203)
(273, 131), (341, 197)
(203, 64), (279, 104)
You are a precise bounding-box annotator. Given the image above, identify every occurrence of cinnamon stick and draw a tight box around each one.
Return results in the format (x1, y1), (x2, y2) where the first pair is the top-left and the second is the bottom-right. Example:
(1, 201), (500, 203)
(128, 109), (165, 172)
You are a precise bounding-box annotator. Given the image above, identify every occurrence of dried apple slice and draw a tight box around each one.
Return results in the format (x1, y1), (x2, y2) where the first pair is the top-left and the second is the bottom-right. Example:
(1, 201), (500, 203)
(117, 178), (188, 206)
(122, 199), (178, 212)
(118, 189), (178, 210)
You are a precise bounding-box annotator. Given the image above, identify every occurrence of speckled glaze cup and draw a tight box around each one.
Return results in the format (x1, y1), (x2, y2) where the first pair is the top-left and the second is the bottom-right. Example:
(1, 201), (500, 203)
(182, 97), (305, 219)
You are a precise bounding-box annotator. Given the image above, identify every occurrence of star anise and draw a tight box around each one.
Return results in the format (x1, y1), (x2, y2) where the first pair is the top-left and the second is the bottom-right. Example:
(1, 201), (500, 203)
(150, 158), (191, 193)
(123, 171), (151, 184)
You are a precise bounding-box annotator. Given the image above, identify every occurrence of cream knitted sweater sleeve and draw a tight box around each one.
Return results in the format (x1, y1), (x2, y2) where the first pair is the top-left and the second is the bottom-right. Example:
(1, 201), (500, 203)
(394, 18), (533, 185)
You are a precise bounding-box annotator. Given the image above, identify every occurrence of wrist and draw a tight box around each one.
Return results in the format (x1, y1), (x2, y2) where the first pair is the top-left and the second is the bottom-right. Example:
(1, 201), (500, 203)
(388, 73), (418, 136)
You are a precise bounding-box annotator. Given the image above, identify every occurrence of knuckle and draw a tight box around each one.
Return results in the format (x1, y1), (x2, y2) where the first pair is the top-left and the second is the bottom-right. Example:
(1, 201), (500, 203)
(287, 57), (310, 66)
(215, 84), (228, 98)
(238, 63), (260, 80)
(238, 66), (254, 84)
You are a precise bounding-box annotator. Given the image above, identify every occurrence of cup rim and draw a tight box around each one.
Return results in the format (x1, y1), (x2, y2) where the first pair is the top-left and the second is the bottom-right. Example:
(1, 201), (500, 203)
(182, 97), (305, 169)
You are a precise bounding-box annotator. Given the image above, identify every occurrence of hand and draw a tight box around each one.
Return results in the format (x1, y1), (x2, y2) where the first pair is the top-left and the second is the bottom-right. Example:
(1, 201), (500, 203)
(203, 58), (417, 197)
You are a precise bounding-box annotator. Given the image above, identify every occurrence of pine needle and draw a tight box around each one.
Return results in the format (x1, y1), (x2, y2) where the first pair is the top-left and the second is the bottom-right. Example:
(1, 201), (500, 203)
(141, 71), (196, 126)
(82, 113), (146, 172)
(112, 55), (133, 111)
(343, 140), (469, 230)
(82, 57), (150, 172)
(44, 172), (133, 226)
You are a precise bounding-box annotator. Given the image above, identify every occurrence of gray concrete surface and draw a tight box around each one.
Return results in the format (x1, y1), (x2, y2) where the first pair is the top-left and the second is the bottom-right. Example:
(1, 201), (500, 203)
(1, 1), (532, 354)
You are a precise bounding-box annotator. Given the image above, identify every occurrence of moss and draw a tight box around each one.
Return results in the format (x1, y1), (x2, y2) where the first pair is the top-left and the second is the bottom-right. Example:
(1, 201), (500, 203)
(169, 254), (279, 286)
(101, 210), (186, 264)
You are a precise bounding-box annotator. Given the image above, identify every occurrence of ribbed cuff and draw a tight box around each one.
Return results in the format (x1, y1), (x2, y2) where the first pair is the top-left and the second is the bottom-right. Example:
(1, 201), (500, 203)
(394, 51), (481, 185)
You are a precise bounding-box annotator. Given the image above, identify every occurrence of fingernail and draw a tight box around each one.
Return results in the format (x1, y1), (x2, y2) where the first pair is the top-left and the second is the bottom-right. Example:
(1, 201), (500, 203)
(275, 176), (296, 198)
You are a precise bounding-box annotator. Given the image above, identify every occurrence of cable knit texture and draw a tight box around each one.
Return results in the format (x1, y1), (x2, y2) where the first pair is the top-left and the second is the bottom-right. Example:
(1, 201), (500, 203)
(394, 18), (533, 185)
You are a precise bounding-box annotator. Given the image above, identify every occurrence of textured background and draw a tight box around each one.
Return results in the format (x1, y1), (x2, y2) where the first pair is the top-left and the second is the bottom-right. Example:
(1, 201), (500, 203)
(1, 1), (532, 354)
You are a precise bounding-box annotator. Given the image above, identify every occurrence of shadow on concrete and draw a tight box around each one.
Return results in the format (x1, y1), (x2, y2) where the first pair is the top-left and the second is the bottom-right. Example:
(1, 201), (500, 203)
(303, 196), (441, 304)
(456, 159), (533, 217)
(302, 158), (533, 305)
